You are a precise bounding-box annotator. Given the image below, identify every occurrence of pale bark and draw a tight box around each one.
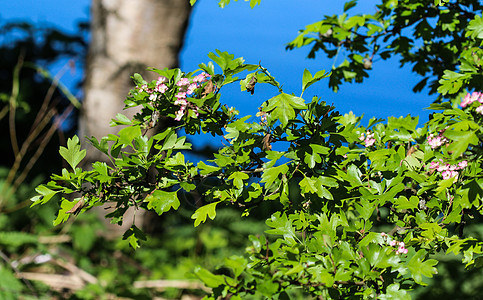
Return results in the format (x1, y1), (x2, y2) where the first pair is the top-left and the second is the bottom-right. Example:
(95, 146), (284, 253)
(80, 0), (191, 236)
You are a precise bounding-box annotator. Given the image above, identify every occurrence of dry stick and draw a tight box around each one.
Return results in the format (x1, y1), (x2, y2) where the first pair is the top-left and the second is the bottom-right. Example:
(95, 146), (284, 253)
(133, 279), (211, 292)
(8, 52), (24, 157)
(3, 106), (75, 210)
(4, 61), (79, 193)
(0, 107), (57, 210)
(4, 109), (55, 189)
(2, 67), (75, 208)
(0, 105), (9, 122)
(30, 61), (73, 131)
(14, 105), (73, 191)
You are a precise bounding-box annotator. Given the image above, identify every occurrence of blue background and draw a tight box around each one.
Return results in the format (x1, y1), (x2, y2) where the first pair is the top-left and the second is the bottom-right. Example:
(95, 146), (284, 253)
(1, 0), (433, 146)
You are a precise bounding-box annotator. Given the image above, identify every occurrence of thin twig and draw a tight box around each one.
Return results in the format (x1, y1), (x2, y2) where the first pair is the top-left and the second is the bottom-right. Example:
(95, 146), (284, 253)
(8, 51), (24, 157)
(30, 61), (75, 131)
(12, 105), (74, 194)
(133, 279), (211, 292)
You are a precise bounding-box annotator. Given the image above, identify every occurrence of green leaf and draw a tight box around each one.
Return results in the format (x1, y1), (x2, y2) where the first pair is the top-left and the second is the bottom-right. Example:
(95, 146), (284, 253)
(344, 0), (358, 12)
(261, 164), (289, 187)
(92, 162), (112, 183)
(317, 176), (339, 188)
(160, 130), (178, 150)
(379, 283), (411, 300)
(208, 50), (244, 74)
(263, 92), (306, 127)
(123, 225), (147, 249)
(444, 129), (478, 158)
(165, 152), (186, 168)
(87, 136), (109, 155)
(118, 125), (142, 146)
(419, 222), (443, 239)
(299, 176), (317, 194)
(228, 172), (249, 189)
(395, 196), (419, 211)
(191, 201), (220, 227)
(302, 69), (329, 92)
(466, 15), (483, 39)
(131, 73), (145, 85)
(31, 185), (60, 205)
(110, 113), (132, 126)
(355, 199), (374, 220)
(407, 249), (438, 285)
(198, 161), (221, 175)
(265, 212), (297, 245)
(193, 266), (225, 288)
(346, 164), (363, 187)
(144, 190), (180, 215)
(224, 255), (247, 278)
(259, 280), (280, 296)
(359, 232), (385, 247)
(53, 198), (76, 226)
(249, 0), (261, 8)
(59, 136), (86, 170)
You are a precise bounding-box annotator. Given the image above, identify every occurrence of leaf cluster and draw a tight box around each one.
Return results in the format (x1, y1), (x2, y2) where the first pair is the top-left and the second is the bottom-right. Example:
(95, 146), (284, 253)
(32, 45), (483, 299)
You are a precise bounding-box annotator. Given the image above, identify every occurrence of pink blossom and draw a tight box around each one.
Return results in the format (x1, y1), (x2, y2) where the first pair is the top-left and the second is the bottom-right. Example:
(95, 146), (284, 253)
(174, 108), (185, 121)
(176, 77), (190, 87)
(360, 131), (375, 147)
(429, 161), (440, 169)
(427, 133), (449, 149)
(186, 83), (198, 95)
(193, 72), (210, 83)
(430, 159), (467, 180)
(155, 83), (168, 93)
(458, 160), (468, 169)
(476, 106), (483, 114)
(461, 92), (483, 108)
(156, 76), (167, 84)
(174, 98), (187, 106)
(176, 92), (187, 99)
(441, 170), (458, 180)
(192, 75), (204, 83)
(396, 247), (409, 255)
(365, 137), (376, 147)
(437, 163), (449, 172)
(389, 240), (397, 247)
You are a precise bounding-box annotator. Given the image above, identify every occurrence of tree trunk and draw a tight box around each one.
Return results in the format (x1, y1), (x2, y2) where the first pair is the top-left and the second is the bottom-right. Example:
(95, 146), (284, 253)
(80, 0), (191, 237)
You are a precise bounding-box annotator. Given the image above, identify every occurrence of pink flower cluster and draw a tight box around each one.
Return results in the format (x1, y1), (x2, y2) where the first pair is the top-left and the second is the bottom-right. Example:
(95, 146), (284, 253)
(460, 91), (483, 108)
(381, 232), (408, 255)
(137, 76), (169, 101)
(359, 131), (376, 147)
(173, 72), (210, 121)
(429, 159), (468, 180)
(427, 131), (449, 149)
